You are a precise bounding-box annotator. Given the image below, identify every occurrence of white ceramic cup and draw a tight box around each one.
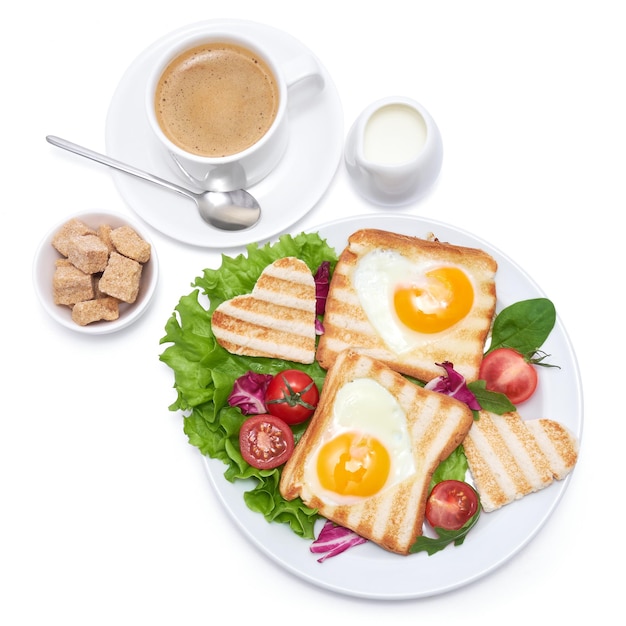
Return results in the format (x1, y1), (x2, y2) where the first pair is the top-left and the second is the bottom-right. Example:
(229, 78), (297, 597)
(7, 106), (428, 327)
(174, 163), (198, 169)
(344, 96), (443, 206)
(146, 32), (324, 192)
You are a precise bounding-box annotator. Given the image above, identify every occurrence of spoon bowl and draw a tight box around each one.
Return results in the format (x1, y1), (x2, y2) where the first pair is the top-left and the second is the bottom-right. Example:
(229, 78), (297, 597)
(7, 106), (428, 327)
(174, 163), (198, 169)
(46, 136), (262, 231)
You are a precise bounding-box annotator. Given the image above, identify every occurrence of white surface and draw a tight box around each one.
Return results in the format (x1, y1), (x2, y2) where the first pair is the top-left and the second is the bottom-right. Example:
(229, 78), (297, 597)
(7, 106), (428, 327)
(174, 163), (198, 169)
(205, 214), (583, 599)
(105, 19), (343, 247)
(3, 1), (622, 623)
(32, 211), (158, 334)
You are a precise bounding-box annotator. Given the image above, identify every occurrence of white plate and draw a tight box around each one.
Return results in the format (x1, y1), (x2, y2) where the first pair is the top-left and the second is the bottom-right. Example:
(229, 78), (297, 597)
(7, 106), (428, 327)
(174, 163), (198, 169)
(105, 19), (343, 248)
(202, 214), (583, 599)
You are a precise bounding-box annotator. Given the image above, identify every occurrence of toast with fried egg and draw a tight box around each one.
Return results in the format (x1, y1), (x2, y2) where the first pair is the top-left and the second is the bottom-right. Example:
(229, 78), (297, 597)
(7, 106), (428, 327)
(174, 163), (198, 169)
(463, 410), (579, 512)
(211, 256), (316, 364)
(316, 229), (498, 382)
(279, 349), (474, 555)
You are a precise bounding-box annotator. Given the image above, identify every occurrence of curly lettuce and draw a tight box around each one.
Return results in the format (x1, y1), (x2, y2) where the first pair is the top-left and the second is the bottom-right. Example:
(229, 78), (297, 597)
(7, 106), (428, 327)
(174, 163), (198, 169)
(159, 233), (338, 539)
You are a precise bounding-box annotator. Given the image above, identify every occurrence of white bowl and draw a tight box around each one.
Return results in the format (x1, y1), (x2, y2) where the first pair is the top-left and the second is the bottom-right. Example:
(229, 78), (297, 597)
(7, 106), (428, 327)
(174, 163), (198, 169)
(33, 210), (159, 334)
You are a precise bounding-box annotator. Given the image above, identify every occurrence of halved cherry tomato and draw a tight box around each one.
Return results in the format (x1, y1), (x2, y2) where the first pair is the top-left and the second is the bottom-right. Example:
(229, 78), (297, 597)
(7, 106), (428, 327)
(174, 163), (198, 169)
(265, 369), (319, 425)
(479, 347), (538, 405)
(239, 414), (294, 470)
(425, 480), (479, 531)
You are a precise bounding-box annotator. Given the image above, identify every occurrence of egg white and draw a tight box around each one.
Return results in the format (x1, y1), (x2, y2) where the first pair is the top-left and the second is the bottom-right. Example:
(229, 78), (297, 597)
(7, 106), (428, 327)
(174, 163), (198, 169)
(353, 248), (470, 353)
(303, 377), (415, 506)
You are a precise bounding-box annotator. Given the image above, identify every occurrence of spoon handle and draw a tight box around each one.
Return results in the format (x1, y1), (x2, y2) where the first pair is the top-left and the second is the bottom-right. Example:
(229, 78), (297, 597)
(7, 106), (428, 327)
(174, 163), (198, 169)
(45, 135), (197, 201)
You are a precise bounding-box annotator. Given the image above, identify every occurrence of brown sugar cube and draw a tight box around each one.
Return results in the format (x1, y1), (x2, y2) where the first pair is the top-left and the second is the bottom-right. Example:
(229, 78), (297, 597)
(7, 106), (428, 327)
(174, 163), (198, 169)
(98, 251), (142, 303)
(71, 297), (120, 326)
(51, 218), (97, 256)
(53, 260), (95, 305)
(67, 234), (110, 274)
(97, 224), (115, 253)
(110, 225), (151, 263)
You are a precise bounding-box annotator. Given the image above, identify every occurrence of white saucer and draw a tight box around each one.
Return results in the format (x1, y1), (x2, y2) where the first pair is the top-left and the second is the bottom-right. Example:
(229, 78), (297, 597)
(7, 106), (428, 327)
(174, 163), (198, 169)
(105, 19), (343, 248)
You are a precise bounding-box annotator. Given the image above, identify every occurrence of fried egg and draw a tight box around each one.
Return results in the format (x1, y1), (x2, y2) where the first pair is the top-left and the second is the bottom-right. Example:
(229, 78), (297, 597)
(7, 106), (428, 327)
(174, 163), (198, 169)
(353, 248), (474, 353)
(302, 377), (415, 506)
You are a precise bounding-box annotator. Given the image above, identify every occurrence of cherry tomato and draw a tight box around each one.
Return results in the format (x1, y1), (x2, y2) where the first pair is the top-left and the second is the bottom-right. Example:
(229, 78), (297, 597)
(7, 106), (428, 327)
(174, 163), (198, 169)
(265, 369), (320, 425)
(479, 347), (538, 405)
(425, 480), (479, 531)
(238, 414), (294, 470)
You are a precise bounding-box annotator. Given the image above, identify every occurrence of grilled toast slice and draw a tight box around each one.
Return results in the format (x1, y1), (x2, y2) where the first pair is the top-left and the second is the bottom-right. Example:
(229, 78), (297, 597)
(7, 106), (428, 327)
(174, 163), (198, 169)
(211, 256), (316, 364)
(463, 410), (579, 512)
(316, 229), (498, 383)
(279, 349), (474, 555)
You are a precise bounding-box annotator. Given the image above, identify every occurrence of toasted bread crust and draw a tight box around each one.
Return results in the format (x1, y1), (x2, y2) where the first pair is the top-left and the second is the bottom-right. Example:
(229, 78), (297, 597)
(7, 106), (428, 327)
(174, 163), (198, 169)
(316, 229), (498, 383)
(211, 257), (317, 364)
(280, 349), (474, 555)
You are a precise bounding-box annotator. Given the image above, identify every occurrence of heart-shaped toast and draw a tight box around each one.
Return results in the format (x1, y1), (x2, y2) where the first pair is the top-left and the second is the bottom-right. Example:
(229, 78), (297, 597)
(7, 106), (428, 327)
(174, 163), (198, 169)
(211, 256), (317, 364)
(463, 410), (579, 512)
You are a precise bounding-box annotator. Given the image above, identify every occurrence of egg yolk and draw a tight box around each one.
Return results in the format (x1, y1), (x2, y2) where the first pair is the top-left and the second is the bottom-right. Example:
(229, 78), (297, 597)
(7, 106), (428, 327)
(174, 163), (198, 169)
(316, 431), (391, 498)
(393, 266), (473, 333)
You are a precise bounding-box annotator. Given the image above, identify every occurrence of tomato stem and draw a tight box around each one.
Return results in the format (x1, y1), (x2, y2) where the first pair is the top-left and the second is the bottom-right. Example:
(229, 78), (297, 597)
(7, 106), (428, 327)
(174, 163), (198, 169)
(266, 376), (317, 409)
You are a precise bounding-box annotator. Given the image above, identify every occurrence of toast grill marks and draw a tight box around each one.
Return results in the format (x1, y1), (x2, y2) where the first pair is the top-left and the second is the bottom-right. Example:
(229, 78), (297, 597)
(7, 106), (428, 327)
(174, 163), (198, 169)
(279, 349), (475, 555)
(316, 229), (498, 383)
(211, 256), (316, 364)
(525, 419), (579, 480)
(463, 411), (579, 512)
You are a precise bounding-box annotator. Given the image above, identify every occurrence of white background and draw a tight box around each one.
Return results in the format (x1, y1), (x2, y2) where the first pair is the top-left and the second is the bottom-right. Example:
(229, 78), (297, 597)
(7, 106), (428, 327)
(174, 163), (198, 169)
(2, 1), (622, 623)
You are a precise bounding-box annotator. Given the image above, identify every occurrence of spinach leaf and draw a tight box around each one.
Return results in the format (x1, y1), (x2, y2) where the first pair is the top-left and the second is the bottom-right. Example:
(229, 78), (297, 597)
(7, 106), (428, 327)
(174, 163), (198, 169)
(468, 380), (516, 414)
(487, 298), (556, 356)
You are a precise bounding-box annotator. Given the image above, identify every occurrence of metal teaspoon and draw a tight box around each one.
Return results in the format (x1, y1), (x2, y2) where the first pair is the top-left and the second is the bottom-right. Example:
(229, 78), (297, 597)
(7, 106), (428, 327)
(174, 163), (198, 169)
(46, 135), (262, 231)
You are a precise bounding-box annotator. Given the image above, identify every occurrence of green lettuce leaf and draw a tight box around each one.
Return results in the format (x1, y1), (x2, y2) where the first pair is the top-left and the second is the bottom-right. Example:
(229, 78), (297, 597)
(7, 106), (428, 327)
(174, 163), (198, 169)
(429, 445), (468, 492)
(159, 233), (338, 539)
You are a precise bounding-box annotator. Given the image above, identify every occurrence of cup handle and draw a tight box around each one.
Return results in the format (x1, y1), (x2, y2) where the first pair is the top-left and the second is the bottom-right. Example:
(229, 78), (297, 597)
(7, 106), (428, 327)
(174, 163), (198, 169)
(282, 55), (325, 91)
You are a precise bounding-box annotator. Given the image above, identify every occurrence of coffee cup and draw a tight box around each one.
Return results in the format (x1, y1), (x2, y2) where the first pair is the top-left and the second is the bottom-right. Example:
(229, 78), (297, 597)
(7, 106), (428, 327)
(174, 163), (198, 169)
(344, 97), (443, 206)
(146, 31), (324, 191)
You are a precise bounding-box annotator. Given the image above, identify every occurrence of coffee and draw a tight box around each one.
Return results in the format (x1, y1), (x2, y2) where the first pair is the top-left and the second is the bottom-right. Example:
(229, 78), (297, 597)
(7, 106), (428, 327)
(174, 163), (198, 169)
(154, 42), (280, 157)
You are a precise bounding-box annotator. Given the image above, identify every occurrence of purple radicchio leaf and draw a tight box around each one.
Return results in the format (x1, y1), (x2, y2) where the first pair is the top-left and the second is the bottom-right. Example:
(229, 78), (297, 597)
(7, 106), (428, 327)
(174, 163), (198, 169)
(315, 318), (325, 336)
(424, 361), (481, 411)
(227, 371), (273, 415)
(310, 519), (368, 563)
(314, 261), (331, 316)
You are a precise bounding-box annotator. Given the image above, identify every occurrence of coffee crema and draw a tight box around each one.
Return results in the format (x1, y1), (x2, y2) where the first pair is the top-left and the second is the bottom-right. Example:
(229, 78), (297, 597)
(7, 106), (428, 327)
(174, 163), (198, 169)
(154, 42), (280, 158)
